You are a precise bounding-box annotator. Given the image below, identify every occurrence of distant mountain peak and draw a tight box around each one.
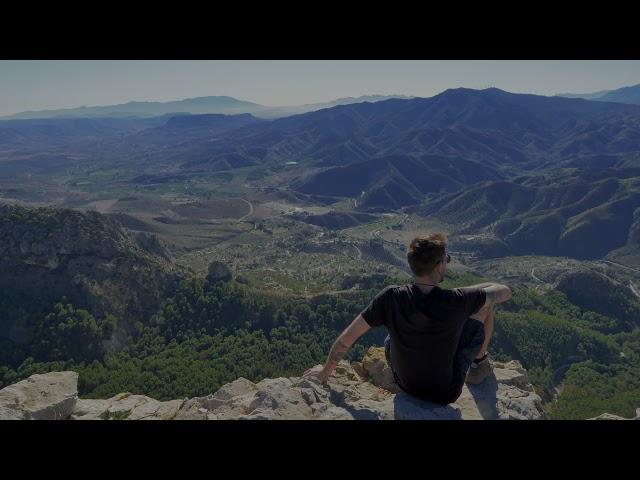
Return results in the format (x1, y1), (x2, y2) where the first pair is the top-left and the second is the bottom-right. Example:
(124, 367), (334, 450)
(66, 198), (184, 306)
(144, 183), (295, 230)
(433, 87), (512, 100)
(1, 95), (262, 120)
(555, 82), (640, 105)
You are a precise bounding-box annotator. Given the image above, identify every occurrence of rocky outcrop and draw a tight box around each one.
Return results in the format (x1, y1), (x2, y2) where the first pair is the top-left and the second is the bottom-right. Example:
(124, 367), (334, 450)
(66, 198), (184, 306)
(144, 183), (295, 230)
(73, 394), (183, 420)
(0, 371), (78, 420)
(0, 204), (184, 331)
(334, 348), (545, 420)
(0, 348), (546, 420)
(588, 409), (640, 420)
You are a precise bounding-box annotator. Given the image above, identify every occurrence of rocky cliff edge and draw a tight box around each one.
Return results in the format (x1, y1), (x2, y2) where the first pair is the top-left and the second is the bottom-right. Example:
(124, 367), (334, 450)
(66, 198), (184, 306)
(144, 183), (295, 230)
(0, 347), (551, 420)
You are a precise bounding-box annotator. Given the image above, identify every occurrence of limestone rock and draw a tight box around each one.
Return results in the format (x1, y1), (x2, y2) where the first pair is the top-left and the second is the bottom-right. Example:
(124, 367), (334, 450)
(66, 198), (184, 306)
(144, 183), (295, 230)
(242, 378), (312, 419)
(0, 371), (78, 420)
(589, 413), (629, 420)
(72, 399), (113, 420)
(72, 393), (184, 420)
(1, 350), (546, 421)
(449, 359), (544, 420)
(174, 398), (211, 420)
(588, 408), (640, 420)
(361, 346), (400, 393)
(356, 349), (545, 420)
(0, 405), (27, 420)
(393, 393), (463, 420)
(175, 377), (260, 420)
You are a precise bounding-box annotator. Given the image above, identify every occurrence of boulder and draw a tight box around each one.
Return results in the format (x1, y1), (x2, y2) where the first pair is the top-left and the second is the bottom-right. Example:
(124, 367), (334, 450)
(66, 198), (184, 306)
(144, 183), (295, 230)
(0, 371), (78, 420)
(361, 346), (400, 392)
(175, 377), (259, 420)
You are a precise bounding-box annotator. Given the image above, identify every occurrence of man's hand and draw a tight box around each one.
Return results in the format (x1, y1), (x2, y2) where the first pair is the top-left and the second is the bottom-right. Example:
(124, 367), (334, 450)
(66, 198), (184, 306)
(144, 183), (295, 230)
(303, 314), (371, 385)
(303, 364), (330, 384)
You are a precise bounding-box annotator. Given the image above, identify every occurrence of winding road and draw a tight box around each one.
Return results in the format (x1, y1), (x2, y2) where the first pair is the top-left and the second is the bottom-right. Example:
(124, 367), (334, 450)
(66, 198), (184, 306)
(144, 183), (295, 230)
(604, 259), (640, 274)
(238, 198), (254, 221)
(531, 267), (543, 283)
(546, 356), (585, 399)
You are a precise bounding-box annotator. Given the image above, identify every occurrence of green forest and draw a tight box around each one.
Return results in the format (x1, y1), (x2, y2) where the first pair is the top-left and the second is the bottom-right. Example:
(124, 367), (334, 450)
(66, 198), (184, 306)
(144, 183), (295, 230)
(2, 268), (639, 419)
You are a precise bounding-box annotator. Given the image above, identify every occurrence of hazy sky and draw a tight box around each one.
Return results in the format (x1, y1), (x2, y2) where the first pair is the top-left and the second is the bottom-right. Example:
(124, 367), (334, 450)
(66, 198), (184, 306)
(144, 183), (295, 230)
(1, 60), (640, 116)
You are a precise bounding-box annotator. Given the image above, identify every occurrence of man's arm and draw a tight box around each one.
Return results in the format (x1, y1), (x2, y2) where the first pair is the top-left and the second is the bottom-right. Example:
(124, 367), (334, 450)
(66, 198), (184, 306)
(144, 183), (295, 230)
(465, 282), (500, 289)
(303, 314), (371, 383)
(481, 283), (512, 307)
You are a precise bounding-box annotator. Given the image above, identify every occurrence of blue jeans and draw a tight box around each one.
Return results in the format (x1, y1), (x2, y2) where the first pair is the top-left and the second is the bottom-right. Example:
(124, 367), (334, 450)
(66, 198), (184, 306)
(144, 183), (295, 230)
(454, 318), (486, 375)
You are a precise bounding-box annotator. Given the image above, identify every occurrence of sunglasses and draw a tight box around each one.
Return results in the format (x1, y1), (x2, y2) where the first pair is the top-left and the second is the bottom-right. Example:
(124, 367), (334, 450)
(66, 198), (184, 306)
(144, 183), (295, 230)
(442, 253), (451, 264)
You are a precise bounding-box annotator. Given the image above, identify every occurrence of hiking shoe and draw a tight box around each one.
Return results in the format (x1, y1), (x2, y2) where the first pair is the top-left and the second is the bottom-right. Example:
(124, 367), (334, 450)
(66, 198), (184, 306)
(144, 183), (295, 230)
(465, 356), (493, 385)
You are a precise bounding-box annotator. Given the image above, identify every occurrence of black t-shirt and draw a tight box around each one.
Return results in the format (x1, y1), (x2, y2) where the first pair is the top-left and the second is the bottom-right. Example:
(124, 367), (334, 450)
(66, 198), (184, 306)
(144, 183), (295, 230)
(360, 283), (486, 403)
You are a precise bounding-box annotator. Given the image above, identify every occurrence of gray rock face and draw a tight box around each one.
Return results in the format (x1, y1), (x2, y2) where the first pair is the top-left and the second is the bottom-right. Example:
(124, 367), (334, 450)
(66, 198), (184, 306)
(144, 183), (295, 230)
(72, 393), (184, 420)
(588, 408), (640, 420)
(0, 371), (78, 420)
(352, 348), (546, 420)
(1, 350), (547, 420)
(175, 377), (259, 420)
(0, 405), (27, 420)
(0, 204), (183, 331)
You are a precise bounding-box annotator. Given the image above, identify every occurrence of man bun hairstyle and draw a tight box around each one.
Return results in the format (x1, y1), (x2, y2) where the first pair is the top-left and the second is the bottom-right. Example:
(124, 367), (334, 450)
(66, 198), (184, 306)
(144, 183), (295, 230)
(407, 233), (448, 276)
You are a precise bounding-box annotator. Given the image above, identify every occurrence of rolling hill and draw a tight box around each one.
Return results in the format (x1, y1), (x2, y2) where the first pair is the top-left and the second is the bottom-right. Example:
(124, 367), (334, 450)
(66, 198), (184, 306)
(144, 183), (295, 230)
(417, 168), (640, 259)
(295, 154), (501, 210)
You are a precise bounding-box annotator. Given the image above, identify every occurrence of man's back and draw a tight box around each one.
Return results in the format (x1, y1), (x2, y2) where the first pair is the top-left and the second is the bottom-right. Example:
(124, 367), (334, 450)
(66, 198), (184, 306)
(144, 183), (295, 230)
(360, 283), (486, 403)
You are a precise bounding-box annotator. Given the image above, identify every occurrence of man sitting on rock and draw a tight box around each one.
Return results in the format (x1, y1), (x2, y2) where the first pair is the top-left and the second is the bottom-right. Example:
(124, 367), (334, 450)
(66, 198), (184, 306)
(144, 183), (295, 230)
(304, 233), (512, 405)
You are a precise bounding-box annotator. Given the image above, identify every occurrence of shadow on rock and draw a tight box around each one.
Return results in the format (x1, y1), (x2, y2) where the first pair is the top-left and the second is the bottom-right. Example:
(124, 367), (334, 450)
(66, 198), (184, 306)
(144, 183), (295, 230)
(465, 373), (499, 420)
(393, 392), (462, 420)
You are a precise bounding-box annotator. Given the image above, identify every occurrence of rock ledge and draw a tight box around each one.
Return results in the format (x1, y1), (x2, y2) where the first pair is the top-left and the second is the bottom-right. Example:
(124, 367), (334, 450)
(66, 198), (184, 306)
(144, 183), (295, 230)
(1, 348), (547, 420)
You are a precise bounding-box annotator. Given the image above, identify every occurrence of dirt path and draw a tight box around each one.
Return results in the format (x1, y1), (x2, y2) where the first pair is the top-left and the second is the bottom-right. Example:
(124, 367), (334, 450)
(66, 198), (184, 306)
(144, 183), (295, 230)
(604, 259), (640, 274)
(531, 267), (543, 283)
(238, 198), (254, 221)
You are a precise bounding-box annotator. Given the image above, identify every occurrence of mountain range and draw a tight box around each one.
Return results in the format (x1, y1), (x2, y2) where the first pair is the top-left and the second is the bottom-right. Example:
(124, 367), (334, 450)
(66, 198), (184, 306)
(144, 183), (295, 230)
(556, 83), (640, 105)
(145, 87), (640, 211)
(185, 87), (640, 169)
(417, 168), (640, 259)
(3, 86), (640, 261)
(0, 94), (414, 121)
(4, 87), (640, 176)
